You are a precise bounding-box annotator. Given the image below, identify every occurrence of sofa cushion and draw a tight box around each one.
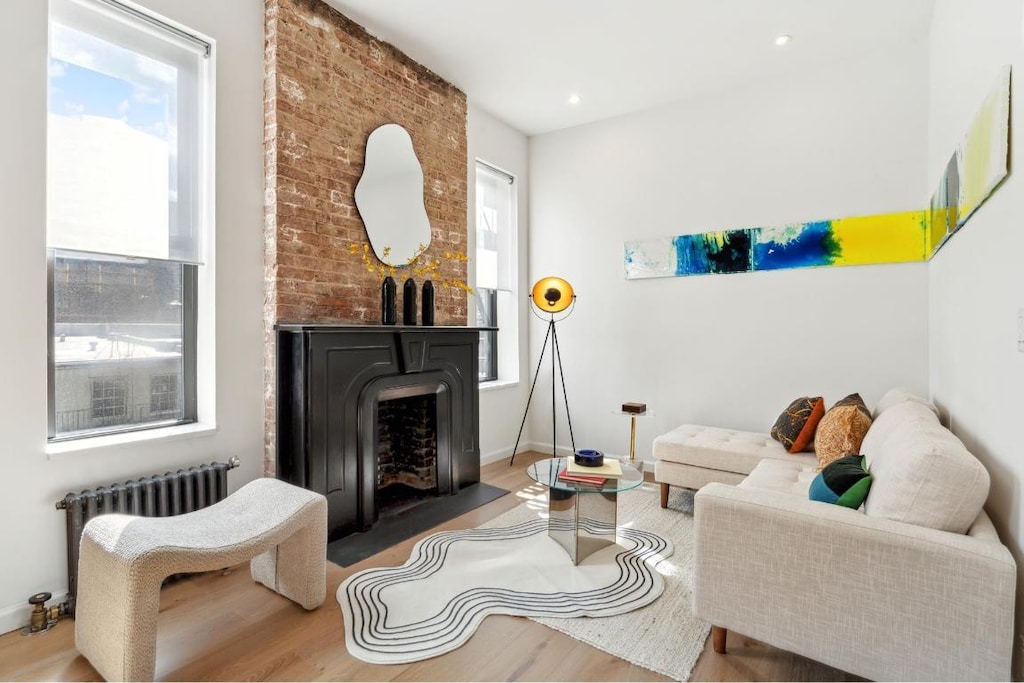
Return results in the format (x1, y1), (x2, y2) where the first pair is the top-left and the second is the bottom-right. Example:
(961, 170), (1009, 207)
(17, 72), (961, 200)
(738, 457), (818, 497)
(814, 393), (872, 470)
(808, 455), (873, 509)
(873, 387), (939, 419)
(770, 396), (825, 453)
(860, 396), (938, 457)
(862, 400), (989, 534)
(654, 424), (816, 476)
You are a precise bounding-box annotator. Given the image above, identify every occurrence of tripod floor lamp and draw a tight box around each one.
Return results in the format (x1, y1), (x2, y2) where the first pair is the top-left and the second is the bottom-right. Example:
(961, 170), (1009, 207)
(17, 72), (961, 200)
(509, 276), (577, 466)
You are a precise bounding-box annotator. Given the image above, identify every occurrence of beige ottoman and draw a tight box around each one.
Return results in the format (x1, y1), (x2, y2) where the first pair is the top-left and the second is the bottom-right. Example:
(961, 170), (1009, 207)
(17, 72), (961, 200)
(653, 424), (817, 507)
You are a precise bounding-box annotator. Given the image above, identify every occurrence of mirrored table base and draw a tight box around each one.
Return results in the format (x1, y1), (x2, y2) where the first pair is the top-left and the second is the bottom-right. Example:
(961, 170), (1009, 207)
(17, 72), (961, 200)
(548, 487), (618, 565)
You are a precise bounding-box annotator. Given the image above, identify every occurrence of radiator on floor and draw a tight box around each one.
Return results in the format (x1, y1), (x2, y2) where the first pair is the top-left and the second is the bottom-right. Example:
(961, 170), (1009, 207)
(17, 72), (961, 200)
(55, 457), (240, 614)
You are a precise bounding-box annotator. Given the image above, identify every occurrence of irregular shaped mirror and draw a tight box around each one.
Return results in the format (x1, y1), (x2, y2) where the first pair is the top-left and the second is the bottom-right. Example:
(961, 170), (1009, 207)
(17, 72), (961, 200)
(354, 124), (431, 266)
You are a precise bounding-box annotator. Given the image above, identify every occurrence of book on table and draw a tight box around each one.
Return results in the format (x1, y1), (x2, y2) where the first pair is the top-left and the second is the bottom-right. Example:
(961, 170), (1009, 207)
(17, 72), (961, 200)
(557, 469), (608, 486)
(565, 458), (623, 477)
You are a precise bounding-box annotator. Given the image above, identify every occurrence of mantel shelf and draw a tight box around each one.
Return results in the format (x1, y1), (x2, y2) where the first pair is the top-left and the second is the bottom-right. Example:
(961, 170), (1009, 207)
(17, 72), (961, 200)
(275, 323), (496, 332)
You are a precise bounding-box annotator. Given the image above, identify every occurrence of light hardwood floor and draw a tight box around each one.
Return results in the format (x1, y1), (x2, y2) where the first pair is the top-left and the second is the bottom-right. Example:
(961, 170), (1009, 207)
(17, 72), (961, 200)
(0, 451), (858, 682)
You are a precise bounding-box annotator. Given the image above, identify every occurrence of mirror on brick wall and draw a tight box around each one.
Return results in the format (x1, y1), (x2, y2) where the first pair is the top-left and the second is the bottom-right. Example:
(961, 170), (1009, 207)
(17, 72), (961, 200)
(354, 123), (432, 266)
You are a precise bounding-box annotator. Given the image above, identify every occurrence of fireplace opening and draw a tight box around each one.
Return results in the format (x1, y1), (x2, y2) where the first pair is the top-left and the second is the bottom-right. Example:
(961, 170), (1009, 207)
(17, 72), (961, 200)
(359, 377), (453, 531)
(375, 392), (439, 518)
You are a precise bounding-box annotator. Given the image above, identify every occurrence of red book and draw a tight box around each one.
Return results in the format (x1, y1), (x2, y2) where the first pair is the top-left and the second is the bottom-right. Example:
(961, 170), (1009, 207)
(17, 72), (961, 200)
(557, 468), (607, 486)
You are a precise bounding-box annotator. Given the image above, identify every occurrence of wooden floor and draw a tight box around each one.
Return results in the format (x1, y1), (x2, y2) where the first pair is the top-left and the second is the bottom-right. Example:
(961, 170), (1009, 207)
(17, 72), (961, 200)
(0, 452), (857, 682)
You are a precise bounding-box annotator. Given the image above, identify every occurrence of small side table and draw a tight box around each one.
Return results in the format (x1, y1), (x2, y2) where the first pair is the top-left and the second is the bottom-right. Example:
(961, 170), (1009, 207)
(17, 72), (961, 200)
(618, 410), (655, 470)
(526, 457), (644, 564)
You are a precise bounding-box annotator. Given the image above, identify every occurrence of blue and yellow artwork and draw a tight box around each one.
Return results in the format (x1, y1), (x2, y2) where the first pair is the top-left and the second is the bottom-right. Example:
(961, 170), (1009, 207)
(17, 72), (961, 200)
(624, 210), (928, 280)
(928, 64), (1010, 255)
(625, 64), (1009, 280)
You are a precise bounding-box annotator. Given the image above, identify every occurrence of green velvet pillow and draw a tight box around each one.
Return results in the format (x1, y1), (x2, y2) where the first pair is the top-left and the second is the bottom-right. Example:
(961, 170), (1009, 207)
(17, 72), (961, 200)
(808, 455), (872, 509)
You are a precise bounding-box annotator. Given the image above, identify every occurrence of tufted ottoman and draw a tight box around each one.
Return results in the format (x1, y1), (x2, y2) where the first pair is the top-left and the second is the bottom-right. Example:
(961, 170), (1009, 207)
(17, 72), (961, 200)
(653, 424), (817, 507)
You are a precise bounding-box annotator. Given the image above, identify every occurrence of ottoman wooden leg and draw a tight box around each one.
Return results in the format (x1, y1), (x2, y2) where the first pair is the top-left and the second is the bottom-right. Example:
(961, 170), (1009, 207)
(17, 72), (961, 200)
(712, 625), (727, 654)
(659, 482), (670, 508)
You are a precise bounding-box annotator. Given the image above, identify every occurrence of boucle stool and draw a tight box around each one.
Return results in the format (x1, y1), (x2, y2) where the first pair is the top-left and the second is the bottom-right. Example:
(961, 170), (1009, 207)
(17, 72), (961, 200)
(74, 477), (327, 682)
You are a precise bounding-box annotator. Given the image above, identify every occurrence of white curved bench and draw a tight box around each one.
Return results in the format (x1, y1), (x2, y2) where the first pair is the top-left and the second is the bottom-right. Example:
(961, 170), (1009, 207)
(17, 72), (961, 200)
(75, 477), (328, 682)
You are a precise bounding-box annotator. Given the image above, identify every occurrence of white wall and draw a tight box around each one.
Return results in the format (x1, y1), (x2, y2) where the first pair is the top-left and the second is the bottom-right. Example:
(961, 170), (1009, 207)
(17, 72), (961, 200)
(527, 42), (931, 464)
(927, 0), (1024, 672)
(0, 0), (265, 634)
(467, 104), (534, 464)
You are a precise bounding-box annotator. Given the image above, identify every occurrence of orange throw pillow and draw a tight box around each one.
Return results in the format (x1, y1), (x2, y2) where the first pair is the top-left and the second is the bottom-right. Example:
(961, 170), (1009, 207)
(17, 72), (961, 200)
(770, 396), (825, 453)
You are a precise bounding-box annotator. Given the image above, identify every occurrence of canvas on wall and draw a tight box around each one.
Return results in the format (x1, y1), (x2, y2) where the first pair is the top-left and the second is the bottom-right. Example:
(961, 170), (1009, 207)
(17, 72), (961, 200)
(625, 65), (1010, 280)
(928, 64), (1011, 255)
(624, 210), (927, 280)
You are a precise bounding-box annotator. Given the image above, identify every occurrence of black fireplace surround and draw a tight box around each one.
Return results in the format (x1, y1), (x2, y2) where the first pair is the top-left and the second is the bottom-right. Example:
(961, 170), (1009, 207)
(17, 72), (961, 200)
(275, 325), (487, 541)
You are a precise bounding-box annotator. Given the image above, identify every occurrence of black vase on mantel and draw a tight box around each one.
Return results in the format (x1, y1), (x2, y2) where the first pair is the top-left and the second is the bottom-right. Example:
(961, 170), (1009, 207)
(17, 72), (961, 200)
(402, 278), (417, 325)
(421, 280), (435, 326)
(381, 276), (397, 325)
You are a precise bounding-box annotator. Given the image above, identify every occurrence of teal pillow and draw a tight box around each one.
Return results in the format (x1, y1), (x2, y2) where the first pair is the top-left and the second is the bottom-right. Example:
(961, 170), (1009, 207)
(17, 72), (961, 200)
(809, 455), (872, 509)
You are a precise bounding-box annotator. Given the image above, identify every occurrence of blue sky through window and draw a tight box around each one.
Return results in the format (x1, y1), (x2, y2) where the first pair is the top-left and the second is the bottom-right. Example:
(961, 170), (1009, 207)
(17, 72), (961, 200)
(48, 23), (175, 142)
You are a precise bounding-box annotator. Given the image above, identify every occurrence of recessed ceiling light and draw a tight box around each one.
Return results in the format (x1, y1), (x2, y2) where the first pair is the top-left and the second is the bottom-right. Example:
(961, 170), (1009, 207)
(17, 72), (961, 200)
(775, 34), (792, 46)
(567, 94), (581, 105)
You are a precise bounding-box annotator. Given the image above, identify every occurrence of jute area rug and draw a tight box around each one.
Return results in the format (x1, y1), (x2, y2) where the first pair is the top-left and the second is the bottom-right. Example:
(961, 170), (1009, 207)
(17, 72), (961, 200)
(340, 483), (707, 680)
(494, 484), (708, 682)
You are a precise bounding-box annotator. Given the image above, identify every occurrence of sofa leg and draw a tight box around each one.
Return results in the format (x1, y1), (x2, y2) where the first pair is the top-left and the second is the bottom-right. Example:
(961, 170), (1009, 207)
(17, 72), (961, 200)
(712, 626), (727, 654)
(660, 482), (669, 508)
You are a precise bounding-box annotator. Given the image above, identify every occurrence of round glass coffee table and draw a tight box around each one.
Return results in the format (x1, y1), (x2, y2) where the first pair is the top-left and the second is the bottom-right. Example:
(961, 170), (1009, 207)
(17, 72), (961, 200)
(526, 457), (645, 564)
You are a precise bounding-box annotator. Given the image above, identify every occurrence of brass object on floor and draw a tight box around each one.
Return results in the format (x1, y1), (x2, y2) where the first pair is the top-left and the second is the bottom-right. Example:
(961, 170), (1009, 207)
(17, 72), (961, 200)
(21, 592), (62, 636)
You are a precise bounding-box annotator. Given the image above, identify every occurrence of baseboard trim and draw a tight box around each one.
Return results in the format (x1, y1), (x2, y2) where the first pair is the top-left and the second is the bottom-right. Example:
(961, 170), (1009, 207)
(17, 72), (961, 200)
(480, 447), (513, 466)
(485, 443), (656, 477)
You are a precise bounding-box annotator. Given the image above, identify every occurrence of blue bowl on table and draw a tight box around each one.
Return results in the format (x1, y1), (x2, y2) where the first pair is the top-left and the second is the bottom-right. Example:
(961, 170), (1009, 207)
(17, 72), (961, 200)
(573, 449), (604, 468)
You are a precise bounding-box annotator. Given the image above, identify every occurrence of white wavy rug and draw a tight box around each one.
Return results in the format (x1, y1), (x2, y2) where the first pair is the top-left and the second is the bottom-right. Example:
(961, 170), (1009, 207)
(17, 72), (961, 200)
(339, 513), (671, 665)
(520, 485), (708, 682)
(340, 485), (708, 679)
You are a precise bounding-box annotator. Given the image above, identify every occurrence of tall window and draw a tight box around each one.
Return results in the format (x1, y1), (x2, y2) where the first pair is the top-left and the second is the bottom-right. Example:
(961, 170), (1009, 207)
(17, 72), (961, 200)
(475, 161), (517, 383)
(47, 0), (210, 440)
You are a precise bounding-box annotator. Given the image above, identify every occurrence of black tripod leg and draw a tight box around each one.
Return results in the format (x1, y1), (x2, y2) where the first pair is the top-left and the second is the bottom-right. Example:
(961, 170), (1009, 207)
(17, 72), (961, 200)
(509, 320), (552, 466)
(551, 323), (577, 457)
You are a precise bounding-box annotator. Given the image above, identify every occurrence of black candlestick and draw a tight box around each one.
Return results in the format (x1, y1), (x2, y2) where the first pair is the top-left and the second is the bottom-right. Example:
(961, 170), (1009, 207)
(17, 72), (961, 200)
(421, 280), (435, 326)
(381, 276), (396, 325)
(403, 278), (417, 325)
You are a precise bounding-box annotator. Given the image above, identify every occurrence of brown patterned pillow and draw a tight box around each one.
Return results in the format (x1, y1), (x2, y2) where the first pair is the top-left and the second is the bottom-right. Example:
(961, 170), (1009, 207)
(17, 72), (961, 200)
(770, 396), (825, 453)
(814, 393), (872, 470)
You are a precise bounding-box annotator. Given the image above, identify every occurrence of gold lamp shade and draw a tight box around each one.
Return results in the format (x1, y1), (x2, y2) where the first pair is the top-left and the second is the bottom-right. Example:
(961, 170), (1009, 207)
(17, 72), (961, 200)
(530, 277), (575, 313)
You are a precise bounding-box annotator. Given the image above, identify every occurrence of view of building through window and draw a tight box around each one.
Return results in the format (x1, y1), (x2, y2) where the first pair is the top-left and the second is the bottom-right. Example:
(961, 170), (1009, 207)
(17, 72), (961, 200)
(51, 252), (186, 436)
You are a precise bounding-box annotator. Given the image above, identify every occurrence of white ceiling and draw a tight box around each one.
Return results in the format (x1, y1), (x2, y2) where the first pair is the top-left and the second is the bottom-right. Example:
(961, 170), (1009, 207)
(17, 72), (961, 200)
(325, 0), (935, 136)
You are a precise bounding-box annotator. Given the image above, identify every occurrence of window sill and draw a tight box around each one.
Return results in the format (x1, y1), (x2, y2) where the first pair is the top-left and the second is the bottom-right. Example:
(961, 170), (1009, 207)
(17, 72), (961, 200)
(479, 379), (520, 393)
(46, 422), (218, 458)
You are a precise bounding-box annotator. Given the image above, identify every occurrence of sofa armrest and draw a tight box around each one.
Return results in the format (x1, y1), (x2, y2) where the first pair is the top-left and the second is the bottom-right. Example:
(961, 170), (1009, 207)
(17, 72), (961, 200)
(694, 483), (1015, 682)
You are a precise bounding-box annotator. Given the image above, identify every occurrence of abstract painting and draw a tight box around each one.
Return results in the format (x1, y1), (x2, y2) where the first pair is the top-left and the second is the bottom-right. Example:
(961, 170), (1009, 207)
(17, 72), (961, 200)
(928, 64), (1011, 255)
(625, 65), (1010, 279)
(624, 210), (927, 280)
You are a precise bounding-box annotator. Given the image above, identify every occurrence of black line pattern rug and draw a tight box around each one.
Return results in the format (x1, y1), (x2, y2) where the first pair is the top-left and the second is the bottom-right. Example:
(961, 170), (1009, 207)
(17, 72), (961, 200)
(338, 514), (671, 664)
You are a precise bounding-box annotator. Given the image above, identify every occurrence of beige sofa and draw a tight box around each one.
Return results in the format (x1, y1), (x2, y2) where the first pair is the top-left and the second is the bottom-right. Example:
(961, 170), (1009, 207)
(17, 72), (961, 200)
(659, 389), (1016, 681)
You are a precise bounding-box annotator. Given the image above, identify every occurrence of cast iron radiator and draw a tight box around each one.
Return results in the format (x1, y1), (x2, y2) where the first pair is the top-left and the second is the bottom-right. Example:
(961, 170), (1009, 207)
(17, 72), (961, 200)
(55, 457), (240, 614)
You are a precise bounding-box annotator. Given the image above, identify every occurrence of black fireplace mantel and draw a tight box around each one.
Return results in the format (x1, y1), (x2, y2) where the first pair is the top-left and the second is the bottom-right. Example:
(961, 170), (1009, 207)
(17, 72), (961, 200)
(275, 324), (493, 540)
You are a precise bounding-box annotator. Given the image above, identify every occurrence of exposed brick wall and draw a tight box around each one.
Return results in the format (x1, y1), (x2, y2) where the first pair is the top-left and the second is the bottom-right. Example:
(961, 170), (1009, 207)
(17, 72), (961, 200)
(263, 0), (468, 475)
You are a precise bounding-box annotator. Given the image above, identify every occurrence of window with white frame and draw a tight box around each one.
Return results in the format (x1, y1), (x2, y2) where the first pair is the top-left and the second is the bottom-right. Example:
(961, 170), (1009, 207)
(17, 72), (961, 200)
(47, 0), (211, 440)
(475, 161), (518, 384)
